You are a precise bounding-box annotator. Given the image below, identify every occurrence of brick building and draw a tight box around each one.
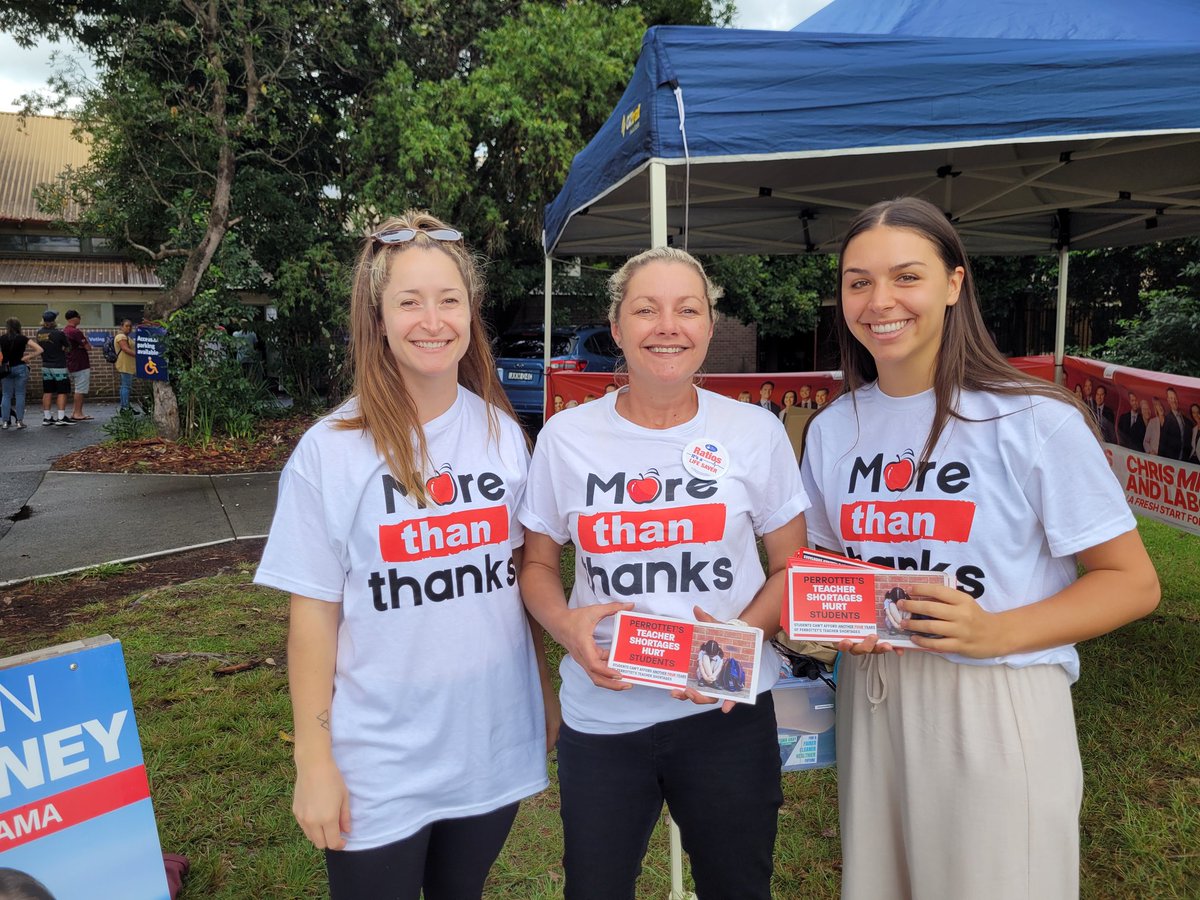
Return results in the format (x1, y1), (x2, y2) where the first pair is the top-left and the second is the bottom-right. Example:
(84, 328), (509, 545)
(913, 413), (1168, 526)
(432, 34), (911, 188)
(1, 112), (161, 401)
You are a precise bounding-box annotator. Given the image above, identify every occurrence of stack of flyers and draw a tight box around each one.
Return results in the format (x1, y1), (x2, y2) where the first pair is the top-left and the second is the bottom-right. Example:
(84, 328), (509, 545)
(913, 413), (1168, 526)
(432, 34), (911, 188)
(783, 547), (955, 648)
(607, 611), (763, 704)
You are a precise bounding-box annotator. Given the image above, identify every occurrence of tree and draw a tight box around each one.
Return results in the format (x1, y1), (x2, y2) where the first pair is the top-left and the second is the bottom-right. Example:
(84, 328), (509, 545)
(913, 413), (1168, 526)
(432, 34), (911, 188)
(707, 254), (834, 337)
(7, 1), (354, 438)
(3, 0), (736, 436)
(1099, 290), (1200, 377)
(341, 0), (730, 322)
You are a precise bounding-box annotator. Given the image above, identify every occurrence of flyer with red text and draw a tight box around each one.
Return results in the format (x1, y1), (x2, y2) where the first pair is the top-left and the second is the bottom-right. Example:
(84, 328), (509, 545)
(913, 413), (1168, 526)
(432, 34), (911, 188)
(608, 612), (762, 704)
(786, 549), (955, 648)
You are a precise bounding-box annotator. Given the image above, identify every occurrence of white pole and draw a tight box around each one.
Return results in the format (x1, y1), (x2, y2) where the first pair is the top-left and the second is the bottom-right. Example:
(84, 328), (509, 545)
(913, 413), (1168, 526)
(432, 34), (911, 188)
(1054, 246), (1069, 384)
(543, 255), (553, 421)
(651, 157), (697, 900)
(650, 161), (668, 250)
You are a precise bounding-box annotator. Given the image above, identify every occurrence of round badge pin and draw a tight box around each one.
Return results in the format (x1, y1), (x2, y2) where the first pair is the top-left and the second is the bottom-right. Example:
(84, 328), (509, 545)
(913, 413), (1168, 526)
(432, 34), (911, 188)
(682, 439), (730, 480)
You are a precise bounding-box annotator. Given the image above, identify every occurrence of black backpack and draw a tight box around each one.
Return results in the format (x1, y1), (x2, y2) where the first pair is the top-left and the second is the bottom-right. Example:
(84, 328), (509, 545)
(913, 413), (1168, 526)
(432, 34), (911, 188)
(102, 333), (119, 364)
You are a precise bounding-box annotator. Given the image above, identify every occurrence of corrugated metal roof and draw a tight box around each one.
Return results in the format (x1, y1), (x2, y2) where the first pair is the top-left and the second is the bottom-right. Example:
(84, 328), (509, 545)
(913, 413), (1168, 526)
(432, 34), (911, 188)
(0, 257), (161, 288)
(0, 112), (90, 224)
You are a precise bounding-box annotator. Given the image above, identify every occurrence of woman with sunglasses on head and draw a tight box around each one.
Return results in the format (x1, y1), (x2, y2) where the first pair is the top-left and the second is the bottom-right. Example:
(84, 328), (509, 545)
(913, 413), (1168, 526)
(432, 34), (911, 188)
(800, 197), (1159, 899)
(255, 211), (556, 899)
(520, 246), (808, 899)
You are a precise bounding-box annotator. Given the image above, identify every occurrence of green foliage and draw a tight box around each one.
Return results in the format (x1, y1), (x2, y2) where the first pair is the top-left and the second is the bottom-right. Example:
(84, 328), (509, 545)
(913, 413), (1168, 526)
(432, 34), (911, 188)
(165, 290), (278, 445)
(1098, 290), (1200, 377)
(707, 254), (835, 337)
(263, 244), (351, 409)
(342, 0), (722, 316)
(345, 2), (647, 260)
(102, 408), (157, 442)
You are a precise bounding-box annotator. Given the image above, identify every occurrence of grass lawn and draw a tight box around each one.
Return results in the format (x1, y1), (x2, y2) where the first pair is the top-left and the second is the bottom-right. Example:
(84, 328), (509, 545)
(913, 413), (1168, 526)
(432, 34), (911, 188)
(6, 518), (1197, 898)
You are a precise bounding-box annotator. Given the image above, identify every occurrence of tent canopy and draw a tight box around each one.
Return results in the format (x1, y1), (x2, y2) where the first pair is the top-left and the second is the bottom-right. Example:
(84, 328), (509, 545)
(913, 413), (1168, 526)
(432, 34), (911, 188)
(793, 0), (1200, 41)
(542, 26), (1200, 259)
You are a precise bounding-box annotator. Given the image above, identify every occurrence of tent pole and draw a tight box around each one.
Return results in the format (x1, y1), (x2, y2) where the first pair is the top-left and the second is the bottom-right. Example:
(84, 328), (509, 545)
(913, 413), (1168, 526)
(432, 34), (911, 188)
(651, 157), (694, 900)
(650, 161), (668, 249)
(1054, 246), (1069, 384)
(544, 255), (553, 422)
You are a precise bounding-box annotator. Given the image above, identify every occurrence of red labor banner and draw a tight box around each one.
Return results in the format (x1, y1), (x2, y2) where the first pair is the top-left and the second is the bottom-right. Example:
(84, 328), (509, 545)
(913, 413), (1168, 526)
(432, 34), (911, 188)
(547, 358), (1200, 537)
(1064, 356), (1200, 537)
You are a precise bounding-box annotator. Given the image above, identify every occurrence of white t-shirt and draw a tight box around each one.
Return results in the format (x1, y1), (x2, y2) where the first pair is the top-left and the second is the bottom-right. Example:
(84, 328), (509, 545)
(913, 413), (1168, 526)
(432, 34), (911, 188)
(800, 383), (1136, 682)
(254, 388), (547, 850)
(520, 387), (810, 734)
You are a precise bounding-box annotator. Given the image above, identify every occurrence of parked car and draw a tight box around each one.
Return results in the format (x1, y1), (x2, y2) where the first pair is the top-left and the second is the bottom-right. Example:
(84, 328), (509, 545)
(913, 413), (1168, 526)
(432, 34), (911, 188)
(494, 324), (622, 428)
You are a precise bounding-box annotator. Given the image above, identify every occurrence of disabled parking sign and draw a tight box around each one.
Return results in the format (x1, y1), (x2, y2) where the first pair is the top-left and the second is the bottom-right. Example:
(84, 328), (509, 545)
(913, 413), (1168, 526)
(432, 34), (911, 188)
(134, 325), (169, 382)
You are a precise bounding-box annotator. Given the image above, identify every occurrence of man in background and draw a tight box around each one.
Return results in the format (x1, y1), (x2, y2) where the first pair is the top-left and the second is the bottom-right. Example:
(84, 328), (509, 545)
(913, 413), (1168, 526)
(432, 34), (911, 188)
(63, 309), (93, 421)
(35, 310), (74, 426)
(757, 380), (781, 415)
(1160, 387), (1193, 460)
(1117, 389), (1145, 451)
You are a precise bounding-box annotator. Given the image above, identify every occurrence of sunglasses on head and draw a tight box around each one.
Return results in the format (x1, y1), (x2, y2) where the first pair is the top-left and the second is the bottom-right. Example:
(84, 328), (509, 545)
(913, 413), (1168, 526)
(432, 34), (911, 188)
(371, 226), (463, 245)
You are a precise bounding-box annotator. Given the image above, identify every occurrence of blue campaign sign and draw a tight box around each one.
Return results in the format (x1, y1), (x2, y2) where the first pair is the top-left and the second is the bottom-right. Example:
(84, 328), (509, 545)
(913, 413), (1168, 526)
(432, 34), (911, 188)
(85, 330), (109, 348)
(133, 325), (169, 382)
(0, 638), (170, 899)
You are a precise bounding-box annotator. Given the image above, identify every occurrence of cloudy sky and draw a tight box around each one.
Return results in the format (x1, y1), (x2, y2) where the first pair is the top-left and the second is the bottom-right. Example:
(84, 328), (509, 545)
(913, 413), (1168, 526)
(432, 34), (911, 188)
(0, 1), (835, 113)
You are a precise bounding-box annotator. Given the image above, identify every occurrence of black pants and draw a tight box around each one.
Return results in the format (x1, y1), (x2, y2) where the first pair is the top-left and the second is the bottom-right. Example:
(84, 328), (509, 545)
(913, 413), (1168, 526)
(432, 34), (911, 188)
(325, 802), (520, 900)
(557, 695), (783, 899)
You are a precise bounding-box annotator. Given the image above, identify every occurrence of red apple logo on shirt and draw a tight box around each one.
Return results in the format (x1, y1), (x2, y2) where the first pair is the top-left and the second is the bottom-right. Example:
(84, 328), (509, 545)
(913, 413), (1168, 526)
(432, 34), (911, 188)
(883, 451), (915, 492)
(627, 469), (661, 504)
(426, 464), (457, 505)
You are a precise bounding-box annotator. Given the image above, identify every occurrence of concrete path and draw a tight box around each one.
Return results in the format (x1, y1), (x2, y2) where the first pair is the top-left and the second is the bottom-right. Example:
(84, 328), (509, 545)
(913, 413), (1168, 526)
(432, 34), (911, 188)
(0, 401), (279, 586)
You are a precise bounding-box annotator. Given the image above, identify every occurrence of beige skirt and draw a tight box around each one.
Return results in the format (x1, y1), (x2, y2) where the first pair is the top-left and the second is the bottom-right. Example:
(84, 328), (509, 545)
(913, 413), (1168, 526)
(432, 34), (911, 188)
(836, 650), (1081, 900)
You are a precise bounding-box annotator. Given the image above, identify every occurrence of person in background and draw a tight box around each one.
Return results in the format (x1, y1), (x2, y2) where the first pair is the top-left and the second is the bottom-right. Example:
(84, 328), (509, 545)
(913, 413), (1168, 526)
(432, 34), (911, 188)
(1160, 387), (1192, 461)
(801, 197), (1158, 900)
(255, 211), (555, 900)
(114, 319), (137, 412)
(1092, 384), (1116, 444)
(63, 309), (93, 421)
(1, 317), (43, 430)
(35, 311), (73, 426)
(1082, 376), (1096, 419)
(520, 246), (807, 900)
(780, 388), (808, 428)
(1143, 397), (1164, 456)
(757, 379), (781, 414)
(232, 318), (260, 377)
(797, 383), (815, 408)
(1117, 389), (1145, 451)
(814, 386), (829, 408)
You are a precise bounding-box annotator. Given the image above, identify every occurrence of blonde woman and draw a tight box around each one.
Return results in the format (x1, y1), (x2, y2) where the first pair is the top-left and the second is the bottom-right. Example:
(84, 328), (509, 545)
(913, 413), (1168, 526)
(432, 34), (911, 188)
(256, 212), (555, 899)
(520, 247), (808, 899)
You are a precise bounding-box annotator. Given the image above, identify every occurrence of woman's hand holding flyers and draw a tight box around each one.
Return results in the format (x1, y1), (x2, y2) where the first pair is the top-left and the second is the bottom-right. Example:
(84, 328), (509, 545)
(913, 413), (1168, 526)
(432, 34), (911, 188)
(898, 583), (1008, 657)
(558, 601), (636, 690)
(836, 633), (901, 656)
(293, 755), (351, 851)
(669, 606), (735, 713)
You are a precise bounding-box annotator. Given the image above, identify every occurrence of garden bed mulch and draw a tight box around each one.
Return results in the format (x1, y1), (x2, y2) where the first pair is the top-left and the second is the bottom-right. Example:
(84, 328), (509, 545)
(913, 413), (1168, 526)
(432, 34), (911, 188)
(50, 415), (314, 475)
(2, 538), (268, 640)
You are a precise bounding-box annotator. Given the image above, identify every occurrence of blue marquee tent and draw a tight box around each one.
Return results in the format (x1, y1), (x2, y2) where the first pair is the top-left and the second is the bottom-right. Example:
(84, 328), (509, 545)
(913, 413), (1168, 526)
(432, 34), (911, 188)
(540, 13), (1199, 884)
(793, 0), (1200, 41)
(542, 26), (1200, 259)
